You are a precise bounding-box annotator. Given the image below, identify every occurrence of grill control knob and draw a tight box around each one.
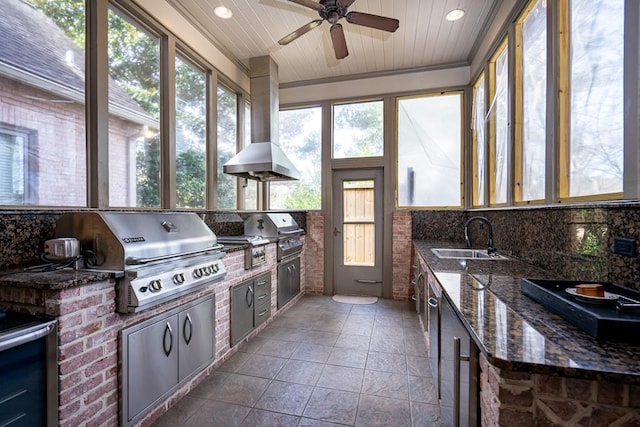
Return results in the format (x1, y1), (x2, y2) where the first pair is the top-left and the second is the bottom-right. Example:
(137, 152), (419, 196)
(173, 273), (185, 285)
(212, 263), (219, 273)
(193, 268), (203, 278)
(202, 266), (211, 276)
(149, 279), (163, 292)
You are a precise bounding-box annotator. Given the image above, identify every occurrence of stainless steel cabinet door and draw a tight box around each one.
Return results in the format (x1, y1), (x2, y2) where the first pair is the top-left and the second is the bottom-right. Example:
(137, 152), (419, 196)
(231, 280), (254, 346)
(178, 298), (215, 381)
(126, 316), (179, 421)
(440, 296), (479, 427)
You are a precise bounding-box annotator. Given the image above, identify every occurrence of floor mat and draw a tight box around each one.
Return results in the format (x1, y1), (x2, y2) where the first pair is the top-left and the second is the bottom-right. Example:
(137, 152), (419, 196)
(332, 294), (378, 305)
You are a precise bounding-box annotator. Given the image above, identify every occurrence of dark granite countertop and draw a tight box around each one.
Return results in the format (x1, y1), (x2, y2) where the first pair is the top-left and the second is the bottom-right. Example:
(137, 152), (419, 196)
(0, 268), (116, 290)
(414, 240), (640, 385)
(0, 246), (248, 291)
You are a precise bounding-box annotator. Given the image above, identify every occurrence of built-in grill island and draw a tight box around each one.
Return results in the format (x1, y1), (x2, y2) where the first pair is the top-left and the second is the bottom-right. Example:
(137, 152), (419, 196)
(220, 213), (303, 308)
(56, 212), (227, 314)
(56, 212), (228, 426)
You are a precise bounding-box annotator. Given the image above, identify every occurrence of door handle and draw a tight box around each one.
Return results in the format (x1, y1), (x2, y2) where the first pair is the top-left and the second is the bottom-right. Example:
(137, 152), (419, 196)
(246, 286), (254, 307)
(183, 313), (193, 345)
(428, 297), (438, 307)
(163, 323), (173, 357)
(333, 227), (341, 236)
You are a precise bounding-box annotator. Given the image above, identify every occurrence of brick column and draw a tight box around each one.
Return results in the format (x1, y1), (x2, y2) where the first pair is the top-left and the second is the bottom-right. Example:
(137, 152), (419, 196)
(392, 210), (412, 300)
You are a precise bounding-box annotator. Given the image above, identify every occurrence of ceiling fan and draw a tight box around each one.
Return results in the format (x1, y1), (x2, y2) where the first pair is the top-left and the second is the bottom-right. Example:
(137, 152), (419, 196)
(278, 0), (400, 60)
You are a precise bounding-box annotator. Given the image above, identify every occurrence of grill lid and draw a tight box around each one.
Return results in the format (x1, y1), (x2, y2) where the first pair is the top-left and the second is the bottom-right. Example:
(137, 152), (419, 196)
(243, 213), (301, 238)
(56, 212), (220, 270)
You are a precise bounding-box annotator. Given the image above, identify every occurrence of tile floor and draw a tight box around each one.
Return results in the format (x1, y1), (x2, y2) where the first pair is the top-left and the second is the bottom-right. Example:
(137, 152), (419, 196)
(152, 295), (441, 427)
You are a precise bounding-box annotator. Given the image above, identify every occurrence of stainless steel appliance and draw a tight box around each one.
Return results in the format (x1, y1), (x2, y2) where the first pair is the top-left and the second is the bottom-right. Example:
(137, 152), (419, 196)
(0, 310), (58, 427)
(216, 235), (269, 270)
(428, 276), (479, 427)
(243, 213), (304, 261)
(245, 213), (303, 308)
(220, 213), (303, 308)
(55, 212), (227, 313)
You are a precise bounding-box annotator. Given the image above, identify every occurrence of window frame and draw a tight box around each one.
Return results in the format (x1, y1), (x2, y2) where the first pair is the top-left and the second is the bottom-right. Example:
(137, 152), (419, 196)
(395, 91), (464, 209)
(0, 125), (37, 205)
(487, 38), (510, 207)
(471, 74), (488, 207)
(514, 0), (548, 205)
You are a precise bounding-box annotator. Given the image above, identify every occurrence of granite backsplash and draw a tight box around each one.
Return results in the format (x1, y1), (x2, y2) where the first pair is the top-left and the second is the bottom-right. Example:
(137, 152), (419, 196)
(412, 203), (640, 289)
(0, 210), (307, 272)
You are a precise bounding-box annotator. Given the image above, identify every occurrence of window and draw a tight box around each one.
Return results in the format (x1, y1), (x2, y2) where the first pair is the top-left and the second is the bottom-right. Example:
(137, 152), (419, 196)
(108, 6), (161, 208)
(472, 75), (487, 207)
(397, 93), (462, 207)
(516, 0), (547, 202)
(217, 85), (238, 209)
(271, 106), (322, 210)
(488, 41), (509, 205)
(0, 129), (33, 205)
(333, 101), (383, 158)
(175, 54), (207, 209)
(564, 0), (624, 198)
(1, 1), (87, 206)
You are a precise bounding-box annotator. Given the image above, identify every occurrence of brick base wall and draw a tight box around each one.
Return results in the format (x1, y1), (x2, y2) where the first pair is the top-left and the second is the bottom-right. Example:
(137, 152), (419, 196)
(479, 354), (640, 426)
(392, 210), (412, 301)
(0, 242), (298, 427)
(304, 211), (324, 295)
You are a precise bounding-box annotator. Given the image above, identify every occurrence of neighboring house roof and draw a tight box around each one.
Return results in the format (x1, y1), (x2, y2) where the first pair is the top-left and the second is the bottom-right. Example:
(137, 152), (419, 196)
(0, 0), (154, 124)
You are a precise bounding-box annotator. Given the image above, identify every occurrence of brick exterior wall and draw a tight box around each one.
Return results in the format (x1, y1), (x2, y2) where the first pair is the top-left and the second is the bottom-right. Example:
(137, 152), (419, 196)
(392, 210), (412, 300)
(0, 242), (304, 426)
(0, 76), (142, 207)
(479, 353), (640, 426)
(304, 211), (324, 295)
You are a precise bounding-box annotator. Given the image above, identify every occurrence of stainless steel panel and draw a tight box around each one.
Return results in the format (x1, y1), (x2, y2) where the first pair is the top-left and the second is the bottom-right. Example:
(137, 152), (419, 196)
(125, 316), (179, 422)
(178, 298), (215, 381)
(231, 281), (254, 346)
(243, 213), (300, 237)
(56, 212), (219, 270)
(440, 295), (479, 427)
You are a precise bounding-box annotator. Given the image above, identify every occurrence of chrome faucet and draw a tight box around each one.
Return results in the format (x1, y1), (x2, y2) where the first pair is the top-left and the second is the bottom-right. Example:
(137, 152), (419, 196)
(464, 216), (497, 255)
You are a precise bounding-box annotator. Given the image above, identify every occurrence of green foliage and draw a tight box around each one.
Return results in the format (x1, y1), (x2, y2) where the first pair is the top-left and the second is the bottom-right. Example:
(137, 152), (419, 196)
(136, 137), (160, 207)
(176, 148), (206, 208)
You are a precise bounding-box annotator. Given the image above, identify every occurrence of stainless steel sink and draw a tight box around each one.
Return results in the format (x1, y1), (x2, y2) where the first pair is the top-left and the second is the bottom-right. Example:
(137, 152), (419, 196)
(431, 248), (508, 260)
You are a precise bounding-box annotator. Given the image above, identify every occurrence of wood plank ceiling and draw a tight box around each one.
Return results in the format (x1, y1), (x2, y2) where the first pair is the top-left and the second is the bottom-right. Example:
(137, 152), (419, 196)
(167, 0), (501, 85)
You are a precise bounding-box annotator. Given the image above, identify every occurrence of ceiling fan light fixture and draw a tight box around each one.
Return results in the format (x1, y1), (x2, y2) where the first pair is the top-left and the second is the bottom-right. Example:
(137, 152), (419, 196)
(214, 6), (233, 19)
(446, 9), (465, 21)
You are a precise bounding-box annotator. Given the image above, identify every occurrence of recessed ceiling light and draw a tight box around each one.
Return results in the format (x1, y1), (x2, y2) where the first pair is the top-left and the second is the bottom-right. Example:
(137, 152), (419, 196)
(446, 9), (465, 21)
(214, 6), (233, 19)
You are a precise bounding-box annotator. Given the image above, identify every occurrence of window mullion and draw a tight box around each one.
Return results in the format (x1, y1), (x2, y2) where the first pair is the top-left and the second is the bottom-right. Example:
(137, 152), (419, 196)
(161, 36), (177, 209)
(556, 0), (570, 200)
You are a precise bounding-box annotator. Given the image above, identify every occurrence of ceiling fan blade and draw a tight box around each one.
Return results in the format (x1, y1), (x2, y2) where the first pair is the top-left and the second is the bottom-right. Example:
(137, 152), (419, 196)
(278, 19), (324, 45)
(330, 23), (349, 59)
(346, 12), (400, 33)
(286, 0), (324, 12)
(337, 0), (357, 7)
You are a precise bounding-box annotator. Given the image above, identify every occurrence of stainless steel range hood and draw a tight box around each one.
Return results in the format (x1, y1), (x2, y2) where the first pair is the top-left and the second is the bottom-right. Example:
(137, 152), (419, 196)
(223, 56), (300, 181)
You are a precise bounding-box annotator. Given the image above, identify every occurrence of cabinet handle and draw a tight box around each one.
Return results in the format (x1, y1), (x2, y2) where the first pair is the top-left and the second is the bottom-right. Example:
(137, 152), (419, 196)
(453, 336), (470, 427)
(163, 323), (173, 357)
(428, 297), (438, 308)
(183, 313), (193, 345)
(257, 309), (268, 317)
(246, 286), (254, 307)
(257, 294), (267, 300)
(256, 280), (266, 287)
(411, 271), (424, 285)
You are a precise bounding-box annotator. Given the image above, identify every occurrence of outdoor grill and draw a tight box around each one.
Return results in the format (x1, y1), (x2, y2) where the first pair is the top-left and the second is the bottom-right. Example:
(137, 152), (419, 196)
(55, 212), (226, 313)
(243, 213), (304, 261)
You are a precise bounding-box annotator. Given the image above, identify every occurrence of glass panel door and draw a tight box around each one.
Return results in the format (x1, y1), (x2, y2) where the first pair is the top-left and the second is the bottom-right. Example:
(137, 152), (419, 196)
(333, 169), (383, 297)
